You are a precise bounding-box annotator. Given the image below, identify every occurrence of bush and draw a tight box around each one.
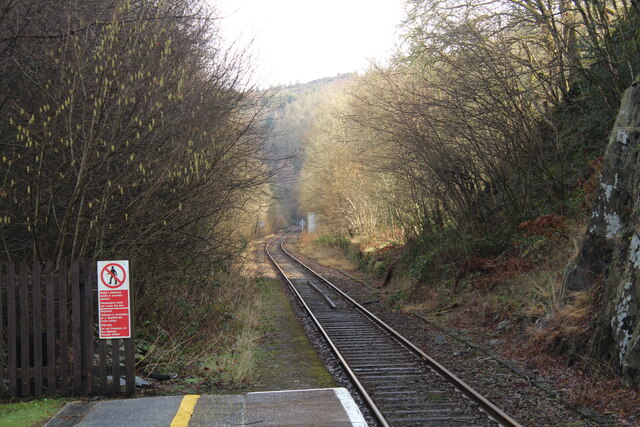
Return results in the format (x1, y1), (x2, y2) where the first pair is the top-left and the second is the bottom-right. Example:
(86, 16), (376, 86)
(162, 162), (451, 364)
(134, 272), (260, 377)
(313, 234), (352, 251)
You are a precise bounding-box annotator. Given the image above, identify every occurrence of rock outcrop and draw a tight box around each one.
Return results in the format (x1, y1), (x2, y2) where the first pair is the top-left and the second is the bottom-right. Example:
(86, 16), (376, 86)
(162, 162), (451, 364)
(564, 82), (640, 385)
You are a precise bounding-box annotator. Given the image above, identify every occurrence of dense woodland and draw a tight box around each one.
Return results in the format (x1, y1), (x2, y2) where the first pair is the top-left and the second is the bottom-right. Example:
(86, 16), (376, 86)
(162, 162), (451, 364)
(287, 0), (640, 387)
(0, 0), (273, 375)
(303, 0), (639, 241)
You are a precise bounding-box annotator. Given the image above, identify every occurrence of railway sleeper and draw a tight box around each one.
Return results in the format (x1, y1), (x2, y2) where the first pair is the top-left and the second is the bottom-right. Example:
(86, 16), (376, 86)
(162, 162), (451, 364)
(358, 374), (432, 381)
(376, 402), (460, 408)
(353, 367), (423, 372)
(391, 408), (473, 414)
(386, 415), (480, 423)
(351, 363), (418, 368)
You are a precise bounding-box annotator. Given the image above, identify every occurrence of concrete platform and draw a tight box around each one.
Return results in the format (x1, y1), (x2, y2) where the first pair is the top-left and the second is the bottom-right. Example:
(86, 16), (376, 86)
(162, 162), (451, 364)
(46, 388), (368, 426)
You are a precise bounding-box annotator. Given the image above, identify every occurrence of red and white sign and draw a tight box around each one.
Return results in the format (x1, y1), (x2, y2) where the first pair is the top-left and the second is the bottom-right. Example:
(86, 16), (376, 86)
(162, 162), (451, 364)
(97, 260), (131, 339)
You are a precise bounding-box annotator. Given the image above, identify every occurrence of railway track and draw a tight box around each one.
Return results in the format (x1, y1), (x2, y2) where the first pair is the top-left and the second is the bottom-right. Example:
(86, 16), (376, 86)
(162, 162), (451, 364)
(266, 231), (522, 427)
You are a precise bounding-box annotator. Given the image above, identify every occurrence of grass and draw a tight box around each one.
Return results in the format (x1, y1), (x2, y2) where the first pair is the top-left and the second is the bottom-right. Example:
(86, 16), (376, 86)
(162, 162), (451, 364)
(0, 398), (71, 427)
(199, 300), (262, 385)
(529, 289), (596, 351)
(134, 262), (265, 393)
(427, 393), (447, 402)
(297, 232), (402, 280)
(297, 232), (358, 272)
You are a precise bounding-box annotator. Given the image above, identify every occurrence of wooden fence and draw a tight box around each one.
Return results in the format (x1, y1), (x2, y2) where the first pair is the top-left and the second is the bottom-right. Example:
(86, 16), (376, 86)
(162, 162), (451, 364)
(0, 260), (135, 397)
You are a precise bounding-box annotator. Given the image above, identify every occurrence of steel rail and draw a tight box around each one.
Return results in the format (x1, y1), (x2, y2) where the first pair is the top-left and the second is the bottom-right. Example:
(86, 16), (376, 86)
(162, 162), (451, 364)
(265, 232), (391, 427)
(276, 231), (522, 427)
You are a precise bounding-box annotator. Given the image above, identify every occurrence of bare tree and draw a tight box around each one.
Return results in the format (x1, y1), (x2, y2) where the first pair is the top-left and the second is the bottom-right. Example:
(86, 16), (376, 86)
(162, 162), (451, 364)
(0, 0), (272, 304)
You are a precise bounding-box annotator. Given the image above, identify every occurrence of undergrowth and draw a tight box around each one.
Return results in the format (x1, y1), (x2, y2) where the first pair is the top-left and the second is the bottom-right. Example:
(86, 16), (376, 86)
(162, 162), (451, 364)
(134, 270), (262, 387)
(298, 232), (402, 279)
(297, 232), (359, 272)
(530, 288), (599, 356)
(399, 215), (581, 321)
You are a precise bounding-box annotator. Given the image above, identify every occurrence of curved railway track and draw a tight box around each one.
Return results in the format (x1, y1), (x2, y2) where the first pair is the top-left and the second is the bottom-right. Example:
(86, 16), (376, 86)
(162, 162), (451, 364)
(266, 231), (522, 427)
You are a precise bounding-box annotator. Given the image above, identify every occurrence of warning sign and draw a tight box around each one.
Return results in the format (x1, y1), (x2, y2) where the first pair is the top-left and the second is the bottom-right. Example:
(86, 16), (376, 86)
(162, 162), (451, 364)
(97, 260), (131, 339)
(100, 262), (127, 289)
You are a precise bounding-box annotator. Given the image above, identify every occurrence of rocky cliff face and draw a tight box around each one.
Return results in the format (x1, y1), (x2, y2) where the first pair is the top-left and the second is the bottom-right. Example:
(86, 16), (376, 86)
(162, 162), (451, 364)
(565, 82), (640, 385)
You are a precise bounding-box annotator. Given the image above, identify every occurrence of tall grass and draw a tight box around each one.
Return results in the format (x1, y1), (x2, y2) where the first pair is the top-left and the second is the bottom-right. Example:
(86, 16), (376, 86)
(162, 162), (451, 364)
(200, 317), (261, 384)
(135, 271), (262, 381)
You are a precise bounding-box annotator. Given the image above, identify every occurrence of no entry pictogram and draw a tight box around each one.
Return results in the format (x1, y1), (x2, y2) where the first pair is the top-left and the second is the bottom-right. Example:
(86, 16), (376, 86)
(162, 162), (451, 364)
(97, 260), (131, 339)
(100, 262), (127, 289)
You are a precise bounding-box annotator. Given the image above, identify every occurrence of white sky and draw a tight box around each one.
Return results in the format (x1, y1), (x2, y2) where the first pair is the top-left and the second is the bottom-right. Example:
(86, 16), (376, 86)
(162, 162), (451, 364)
(213, 0), (405, 88)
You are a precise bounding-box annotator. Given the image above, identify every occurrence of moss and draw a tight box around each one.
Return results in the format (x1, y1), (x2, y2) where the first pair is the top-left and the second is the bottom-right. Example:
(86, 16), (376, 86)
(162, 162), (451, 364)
(427, 393), (447, 401)
(251, 279), (335, 391)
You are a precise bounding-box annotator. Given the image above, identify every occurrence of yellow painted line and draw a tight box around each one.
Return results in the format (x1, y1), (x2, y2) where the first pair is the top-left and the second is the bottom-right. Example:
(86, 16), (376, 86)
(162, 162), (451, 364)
(170, 394), (200, 427)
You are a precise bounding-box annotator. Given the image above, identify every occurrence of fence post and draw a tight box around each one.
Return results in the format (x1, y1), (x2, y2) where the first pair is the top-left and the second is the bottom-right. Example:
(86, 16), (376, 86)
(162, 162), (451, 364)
(7, 262), (17, 395)
(111, 339), (120, 394)
(58, 261), (70, 395)
(82, 260), (94, 394)
(19, 261), (30, 396)
(0, 263), (4, 397)
(98, 339), (108, 394)
(33, 261), (43, 395)
(71, 260), (82, 394)
(45, 262), (56, 395)
(125, 260), (135, 395)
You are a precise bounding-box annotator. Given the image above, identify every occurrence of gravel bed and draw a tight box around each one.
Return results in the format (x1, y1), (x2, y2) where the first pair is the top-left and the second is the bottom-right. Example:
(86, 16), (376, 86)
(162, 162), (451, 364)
(282, 237), (601, 427)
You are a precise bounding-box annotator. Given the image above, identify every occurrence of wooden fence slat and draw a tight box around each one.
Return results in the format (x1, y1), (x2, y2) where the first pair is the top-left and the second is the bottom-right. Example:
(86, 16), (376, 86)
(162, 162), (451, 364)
(125, 338), (135, 395)
(7, 262), (17, 395)
(111, 339), (120, 394)
(19, 262), (30, 396)
(98, 340), (108, 394)
(33, 261), (43, 395)
(0, 263), (5, 397)
(58, 261), (69, 395)
(79, 261), (86, 393)
(45, 262), (56, 395)
(71, 260), (82, 394)
(83, 261), (94, 394)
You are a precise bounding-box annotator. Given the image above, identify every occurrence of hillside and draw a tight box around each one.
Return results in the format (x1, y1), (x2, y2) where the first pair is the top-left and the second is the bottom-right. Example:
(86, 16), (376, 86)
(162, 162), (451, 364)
(261, 73), (356, 228)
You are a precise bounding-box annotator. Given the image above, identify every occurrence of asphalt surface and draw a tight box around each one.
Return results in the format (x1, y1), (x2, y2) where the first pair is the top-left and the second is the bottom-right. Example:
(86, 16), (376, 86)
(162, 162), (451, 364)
(45, 388), (368, 426)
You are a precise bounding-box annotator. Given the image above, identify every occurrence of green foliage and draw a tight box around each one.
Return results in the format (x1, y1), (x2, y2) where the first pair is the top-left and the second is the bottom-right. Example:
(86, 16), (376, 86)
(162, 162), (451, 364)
(313, 234), (351, 251)
(405, 222), (515, 283)
(372, 260), (387, 277)
(387, 290), (411, 310)
(0, 398), (71, 427)
(311, 233), (395, 277)
(409, 251), (437, 281)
